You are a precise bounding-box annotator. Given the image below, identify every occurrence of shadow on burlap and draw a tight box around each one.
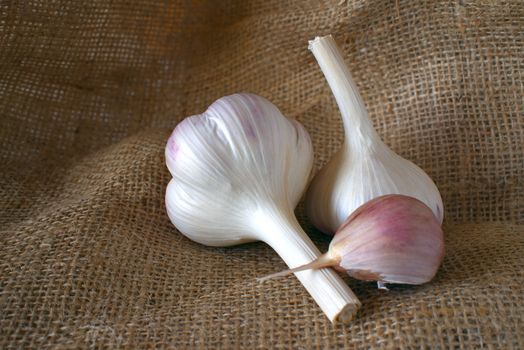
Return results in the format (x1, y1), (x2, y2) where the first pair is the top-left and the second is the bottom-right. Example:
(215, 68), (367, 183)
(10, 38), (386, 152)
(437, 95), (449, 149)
(1, 1), (523, 348)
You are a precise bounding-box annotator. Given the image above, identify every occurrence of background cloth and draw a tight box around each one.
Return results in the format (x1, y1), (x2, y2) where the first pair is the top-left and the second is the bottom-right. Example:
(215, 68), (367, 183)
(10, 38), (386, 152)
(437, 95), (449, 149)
(1, 0), (523, 348)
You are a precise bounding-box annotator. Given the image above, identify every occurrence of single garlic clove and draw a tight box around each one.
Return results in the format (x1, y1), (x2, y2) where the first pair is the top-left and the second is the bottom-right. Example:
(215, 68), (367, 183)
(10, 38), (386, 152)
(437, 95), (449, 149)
(331, 194), (444, 285)
(165, 93), (361, 323)
(260, 194), (444, 287)
(306, 35), (444, 234)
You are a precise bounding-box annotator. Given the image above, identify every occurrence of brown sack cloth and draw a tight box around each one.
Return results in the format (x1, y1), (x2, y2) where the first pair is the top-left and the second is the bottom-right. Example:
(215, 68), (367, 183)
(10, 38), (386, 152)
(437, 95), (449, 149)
(1, 1), (523, 348)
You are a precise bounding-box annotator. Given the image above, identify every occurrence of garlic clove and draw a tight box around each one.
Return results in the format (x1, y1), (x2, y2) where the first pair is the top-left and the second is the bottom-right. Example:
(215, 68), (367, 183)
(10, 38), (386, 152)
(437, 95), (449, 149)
(306, 35), (444, 234)
(260, 195), (444, 287)
(332, 195), (444, 285)
(165, 93), (361, 323)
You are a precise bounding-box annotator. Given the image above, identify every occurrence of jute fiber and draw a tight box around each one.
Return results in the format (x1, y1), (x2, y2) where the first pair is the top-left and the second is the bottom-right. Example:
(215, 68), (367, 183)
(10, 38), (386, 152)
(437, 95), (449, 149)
(1, 0), (523, 348)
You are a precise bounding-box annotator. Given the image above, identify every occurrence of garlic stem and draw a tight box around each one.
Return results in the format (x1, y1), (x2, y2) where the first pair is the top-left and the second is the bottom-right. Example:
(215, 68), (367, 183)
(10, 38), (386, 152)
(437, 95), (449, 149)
(309, 35), (381, 149)
(253, 206), (360, 323)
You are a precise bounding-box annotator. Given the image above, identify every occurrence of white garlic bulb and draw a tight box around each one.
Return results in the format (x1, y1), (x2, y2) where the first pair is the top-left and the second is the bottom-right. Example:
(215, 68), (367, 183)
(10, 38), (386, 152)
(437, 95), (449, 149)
(165, 93), (360, 323)
(306, 35), (444, 234)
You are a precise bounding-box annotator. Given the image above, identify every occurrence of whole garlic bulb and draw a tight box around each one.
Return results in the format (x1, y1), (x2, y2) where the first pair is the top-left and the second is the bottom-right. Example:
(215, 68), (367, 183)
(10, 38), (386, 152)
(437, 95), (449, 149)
(306, 35), (444, 234)
(165, 93), (360, 323)
(165, 93), (313, 247)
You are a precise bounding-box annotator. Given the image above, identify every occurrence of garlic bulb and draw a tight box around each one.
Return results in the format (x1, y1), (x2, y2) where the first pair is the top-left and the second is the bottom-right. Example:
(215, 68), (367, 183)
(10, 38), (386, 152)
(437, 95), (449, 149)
(165, 93), (360, 323)
(260, 194), (444, 287)
(306, 35), (444, 234)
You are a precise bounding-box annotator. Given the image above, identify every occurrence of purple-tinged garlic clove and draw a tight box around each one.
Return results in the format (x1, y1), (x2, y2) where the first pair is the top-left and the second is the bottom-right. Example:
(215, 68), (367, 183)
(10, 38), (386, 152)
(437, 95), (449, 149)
(260, 194), (444, 287)
(332, 195), (444, 285)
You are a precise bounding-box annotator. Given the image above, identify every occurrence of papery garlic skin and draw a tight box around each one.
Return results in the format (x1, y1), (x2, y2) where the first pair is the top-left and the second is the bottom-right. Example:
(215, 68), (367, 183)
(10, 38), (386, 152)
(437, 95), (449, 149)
(332, 195), (444, 285)
(306, 35), (444, 234)
(165, 93), (360, 323)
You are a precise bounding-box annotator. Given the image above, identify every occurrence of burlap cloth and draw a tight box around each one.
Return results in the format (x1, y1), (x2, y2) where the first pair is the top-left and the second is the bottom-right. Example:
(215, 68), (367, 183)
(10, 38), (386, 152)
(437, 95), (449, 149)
(1, 0), (523, 348)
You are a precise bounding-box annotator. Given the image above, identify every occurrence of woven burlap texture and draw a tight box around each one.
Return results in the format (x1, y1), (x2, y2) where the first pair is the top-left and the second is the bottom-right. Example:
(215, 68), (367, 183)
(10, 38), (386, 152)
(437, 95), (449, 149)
(1, 0), (523, 348)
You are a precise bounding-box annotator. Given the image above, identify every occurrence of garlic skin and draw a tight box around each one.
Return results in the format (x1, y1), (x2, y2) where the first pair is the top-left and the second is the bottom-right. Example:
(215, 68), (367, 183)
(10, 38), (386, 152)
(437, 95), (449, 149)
(306, 35), (444, 234)
(165, 93), (360, 323)
(260, 195), (444, 286)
